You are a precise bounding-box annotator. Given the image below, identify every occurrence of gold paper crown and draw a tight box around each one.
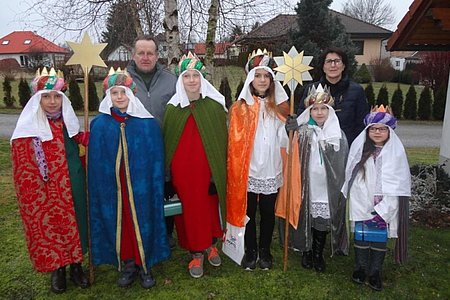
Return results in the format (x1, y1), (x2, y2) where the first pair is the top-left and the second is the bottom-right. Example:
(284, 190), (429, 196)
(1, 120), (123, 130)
(371, 104), (394, 115)
(35, 67), (64, 79)
(107, 67), (130, 76)
(248, 48), (272, 61)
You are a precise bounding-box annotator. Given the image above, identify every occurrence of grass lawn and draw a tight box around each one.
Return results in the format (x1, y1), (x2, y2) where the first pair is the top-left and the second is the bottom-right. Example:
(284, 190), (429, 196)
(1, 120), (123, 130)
(1, 138), (449, 299)
(0, 67), (246, 111)
(361, 82), (427, 103)
(1, 68), (425, 112)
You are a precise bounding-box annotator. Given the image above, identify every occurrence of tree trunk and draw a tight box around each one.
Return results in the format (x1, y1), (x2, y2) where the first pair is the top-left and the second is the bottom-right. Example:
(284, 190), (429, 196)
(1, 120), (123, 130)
(204, 0), (219, 80)
(130, 0), (144, 36)
(164, 0), (181, 71)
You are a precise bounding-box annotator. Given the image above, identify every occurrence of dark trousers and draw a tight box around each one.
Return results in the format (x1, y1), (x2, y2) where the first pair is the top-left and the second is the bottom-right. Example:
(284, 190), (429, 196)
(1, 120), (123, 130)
(165, 216), (174, 235)
(245, 192), (277, 251)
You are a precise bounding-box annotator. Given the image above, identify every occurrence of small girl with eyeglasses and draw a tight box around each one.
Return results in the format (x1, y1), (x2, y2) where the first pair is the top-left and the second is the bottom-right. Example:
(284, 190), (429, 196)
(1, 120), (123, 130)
(342, 105), (411, 291)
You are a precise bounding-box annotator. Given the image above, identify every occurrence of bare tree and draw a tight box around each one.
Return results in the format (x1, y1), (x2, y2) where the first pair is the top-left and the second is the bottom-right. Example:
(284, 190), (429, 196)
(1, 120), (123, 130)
(22, 0), (294, 50)
(164, 0), (181, 71)
(205, 0), (219, 69)
(342, 0), (395, 28)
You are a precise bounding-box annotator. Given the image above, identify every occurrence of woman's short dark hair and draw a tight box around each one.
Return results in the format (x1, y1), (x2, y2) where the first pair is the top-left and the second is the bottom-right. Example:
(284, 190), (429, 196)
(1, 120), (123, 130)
(318, 47), (348, 76)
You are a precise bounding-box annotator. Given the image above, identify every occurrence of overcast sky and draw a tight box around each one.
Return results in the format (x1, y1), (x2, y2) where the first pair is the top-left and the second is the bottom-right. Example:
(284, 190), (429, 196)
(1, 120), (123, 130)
(0, 0), (414, 43)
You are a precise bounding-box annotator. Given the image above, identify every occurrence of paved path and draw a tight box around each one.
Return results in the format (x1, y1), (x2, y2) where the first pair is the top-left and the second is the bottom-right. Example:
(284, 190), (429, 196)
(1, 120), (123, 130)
(0, 114), (443, 148)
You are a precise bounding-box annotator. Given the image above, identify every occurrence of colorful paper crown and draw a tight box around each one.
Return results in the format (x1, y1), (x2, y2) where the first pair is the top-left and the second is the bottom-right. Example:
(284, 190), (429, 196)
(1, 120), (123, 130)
(103, 67), (137, 94)
(31, 67), (66, 94)
(304, 84), (334, 107)
(364, 105), (397, 129)
(175, 52), (206, 76)
(245, 48), (277, 74)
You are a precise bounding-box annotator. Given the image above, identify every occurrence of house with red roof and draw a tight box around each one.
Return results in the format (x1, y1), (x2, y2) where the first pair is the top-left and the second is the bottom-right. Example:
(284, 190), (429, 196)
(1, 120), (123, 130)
(0, 31), (69, 68)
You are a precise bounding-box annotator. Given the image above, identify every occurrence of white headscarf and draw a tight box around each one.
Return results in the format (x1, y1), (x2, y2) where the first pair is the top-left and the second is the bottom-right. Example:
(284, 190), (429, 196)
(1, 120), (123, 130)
(99, 85), (153, 118)
(237, 66), (288, 105)
(296, 103), (342, 151)
(168, 69), (227, 111)
(342, 125), (411, 197)
(11, 90), (79, 142)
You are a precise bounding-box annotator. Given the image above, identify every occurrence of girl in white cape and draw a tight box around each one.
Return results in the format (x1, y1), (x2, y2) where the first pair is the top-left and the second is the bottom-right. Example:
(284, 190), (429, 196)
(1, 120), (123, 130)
(342, 105), (411, 291)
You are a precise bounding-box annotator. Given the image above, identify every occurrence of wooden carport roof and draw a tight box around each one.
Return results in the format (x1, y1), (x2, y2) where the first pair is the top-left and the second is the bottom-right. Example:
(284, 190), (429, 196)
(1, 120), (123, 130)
(387, 0), (450, 51)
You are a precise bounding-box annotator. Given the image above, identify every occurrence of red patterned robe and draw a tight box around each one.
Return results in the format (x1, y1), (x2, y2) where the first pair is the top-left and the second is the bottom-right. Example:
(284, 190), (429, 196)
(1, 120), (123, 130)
(11, 119), (84, 272)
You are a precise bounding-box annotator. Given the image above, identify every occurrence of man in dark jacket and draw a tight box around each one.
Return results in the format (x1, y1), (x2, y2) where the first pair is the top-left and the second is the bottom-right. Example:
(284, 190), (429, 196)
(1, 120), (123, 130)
(127, 35), (177, 247)
(298, 47), (369, 145)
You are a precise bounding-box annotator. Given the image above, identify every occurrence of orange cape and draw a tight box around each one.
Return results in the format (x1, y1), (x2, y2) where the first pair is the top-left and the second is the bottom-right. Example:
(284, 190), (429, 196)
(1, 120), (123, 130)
(227, 98), (300, 227)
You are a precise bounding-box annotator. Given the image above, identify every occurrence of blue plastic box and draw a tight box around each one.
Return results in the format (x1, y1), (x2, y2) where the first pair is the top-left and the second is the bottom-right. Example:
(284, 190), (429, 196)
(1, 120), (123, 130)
(164, 194), (183, 217)
(354, 221), (387, 242)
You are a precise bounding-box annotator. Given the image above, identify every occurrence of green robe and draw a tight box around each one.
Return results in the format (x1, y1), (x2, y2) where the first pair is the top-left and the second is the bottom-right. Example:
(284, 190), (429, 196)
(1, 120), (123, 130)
(163, 97), (228, 221)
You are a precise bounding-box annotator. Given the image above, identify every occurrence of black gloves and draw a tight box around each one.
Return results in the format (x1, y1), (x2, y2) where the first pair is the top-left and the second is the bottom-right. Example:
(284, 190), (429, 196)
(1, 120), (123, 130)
(285, 114), (299, 134)
(164, 181), (176, 200)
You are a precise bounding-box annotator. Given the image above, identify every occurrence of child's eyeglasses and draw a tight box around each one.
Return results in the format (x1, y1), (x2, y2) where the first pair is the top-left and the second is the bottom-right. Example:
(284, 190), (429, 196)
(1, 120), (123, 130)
(368, 127), (388, 133)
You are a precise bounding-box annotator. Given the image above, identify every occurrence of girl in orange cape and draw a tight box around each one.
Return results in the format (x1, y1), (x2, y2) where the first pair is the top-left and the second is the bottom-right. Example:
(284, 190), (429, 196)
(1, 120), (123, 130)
(227, 50), (289, 270)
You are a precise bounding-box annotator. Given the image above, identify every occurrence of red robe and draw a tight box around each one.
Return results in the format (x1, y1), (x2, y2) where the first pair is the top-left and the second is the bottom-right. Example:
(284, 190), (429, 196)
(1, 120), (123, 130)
(11, 119), (83, 272)
(172, 116), (222, 252)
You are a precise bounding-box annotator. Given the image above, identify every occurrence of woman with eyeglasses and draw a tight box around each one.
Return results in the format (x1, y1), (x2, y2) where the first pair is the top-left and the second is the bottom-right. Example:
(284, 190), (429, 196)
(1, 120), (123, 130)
(298, 47), (369, 145)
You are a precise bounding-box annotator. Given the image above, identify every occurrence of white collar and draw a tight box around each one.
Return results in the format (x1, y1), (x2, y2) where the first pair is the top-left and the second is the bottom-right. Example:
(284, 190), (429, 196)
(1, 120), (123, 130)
(297, 104), (342, 151)
(168, 69), (227, 111)
(99, 86), (153, 118)
(237, 66), (288, 105)
(11, 90), (79, 142)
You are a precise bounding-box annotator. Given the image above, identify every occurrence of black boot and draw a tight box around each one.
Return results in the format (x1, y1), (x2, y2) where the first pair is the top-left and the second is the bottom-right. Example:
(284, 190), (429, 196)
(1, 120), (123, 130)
(352, 247), (369, 284)
(258, 248), (273, 270)
(301, 251), (313, 269)
(241, 249), (257, 271)
(70, 263), (89, 288)
(312, 228), (327, 272)
(50, 266), (66, 294)
(117, 259), (139, 287)
(368, 249), (386, 291)
(139, 267), (156, 289)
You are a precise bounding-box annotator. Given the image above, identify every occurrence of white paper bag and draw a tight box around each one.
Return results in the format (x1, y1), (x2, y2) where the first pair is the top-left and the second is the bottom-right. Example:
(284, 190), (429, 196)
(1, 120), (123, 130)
(222, 222), (246, 265)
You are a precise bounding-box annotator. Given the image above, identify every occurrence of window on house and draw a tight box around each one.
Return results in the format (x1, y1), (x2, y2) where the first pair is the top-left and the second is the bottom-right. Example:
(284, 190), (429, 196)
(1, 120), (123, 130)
(1, 40), (9, 45)
(353, 41), (364, 55)
(396, 61), (400, 67)
(20, 56), (25, 66)
(162, 46), (167, 51)
(24, 39), (31, 44)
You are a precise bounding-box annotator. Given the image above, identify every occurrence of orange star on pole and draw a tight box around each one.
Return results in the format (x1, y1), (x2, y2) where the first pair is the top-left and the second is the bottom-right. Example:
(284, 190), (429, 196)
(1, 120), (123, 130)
(66, 32), (107, 72)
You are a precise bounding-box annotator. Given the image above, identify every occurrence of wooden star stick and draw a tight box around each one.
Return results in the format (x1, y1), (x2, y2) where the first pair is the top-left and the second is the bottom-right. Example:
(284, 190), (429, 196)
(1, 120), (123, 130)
(274, 46), (313, 272)
(66, 32), (107, 284)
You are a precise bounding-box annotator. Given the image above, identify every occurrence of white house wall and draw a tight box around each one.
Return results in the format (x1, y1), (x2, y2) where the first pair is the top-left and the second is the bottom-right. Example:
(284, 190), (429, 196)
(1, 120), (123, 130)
(0, 53), (62, 68)
(390, 57), (406, 71)
(439, 67), (450, 173)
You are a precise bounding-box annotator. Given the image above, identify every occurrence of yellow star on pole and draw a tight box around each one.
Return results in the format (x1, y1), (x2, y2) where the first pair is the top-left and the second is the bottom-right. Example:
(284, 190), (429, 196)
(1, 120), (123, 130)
(66, 32), (107, 72)
(275, 50), (313, 87)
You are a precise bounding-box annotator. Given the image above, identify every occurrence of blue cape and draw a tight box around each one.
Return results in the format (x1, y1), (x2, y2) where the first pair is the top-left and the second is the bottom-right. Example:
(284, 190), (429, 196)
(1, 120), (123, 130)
(88, 112), (170, 270)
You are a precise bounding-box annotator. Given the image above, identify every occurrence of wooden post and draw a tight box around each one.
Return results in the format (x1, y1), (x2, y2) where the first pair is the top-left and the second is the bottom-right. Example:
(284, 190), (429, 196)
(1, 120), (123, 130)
(283, 91), (295, 272)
